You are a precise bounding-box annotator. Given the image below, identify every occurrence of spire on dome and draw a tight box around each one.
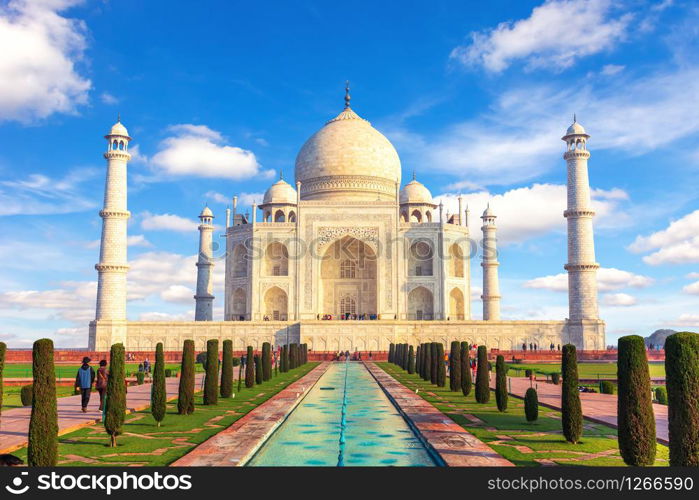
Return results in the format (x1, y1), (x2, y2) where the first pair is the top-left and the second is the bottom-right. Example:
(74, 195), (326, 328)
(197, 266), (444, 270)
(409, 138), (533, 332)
(279, 168), (283, 180)
(345, 80), (351, 109)
(412, 169), (416, 181)
(573, 113), (577, 123)
(117, 112), (121, 123)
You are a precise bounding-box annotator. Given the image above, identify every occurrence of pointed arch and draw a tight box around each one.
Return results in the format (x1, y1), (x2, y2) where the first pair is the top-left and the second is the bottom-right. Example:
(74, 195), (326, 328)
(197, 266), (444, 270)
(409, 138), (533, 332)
(231, 287), (246, 320)
(410, 209), (422, 223)
(264, 241), (289, 276)
(408, 286), (433, 320)
(274, 209), (285, 222)
(232, 243), (248, 277)
(263, 286), (287, 321)
(449, 243), (464, 277)
(409, 240), (433, 276)
(449, 287), (465, 320)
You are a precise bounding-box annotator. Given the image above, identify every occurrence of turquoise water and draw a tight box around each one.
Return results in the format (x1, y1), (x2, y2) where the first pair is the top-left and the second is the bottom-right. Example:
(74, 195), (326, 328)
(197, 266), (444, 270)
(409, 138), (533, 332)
(247, 362), (438, 466)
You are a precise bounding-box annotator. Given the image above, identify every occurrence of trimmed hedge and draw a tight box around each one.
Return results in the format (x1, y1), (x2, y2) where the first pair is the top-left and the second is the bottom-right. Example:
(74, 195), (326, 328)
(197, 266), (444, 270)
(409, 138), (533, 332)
(136, 372), (145, 385)
(600, 381), (615, 394)
(422, 343), (432, 382)
(21, 384), (33, 406)
(436, 343), (446, 387)
(525, 369), (533, 379)
(104, 343), (126, 448)
(255, 355), (263, 385)
(178, 340), (195, 415)
(525, 388), (539, 422)
(475, 345), (490, 404)
(245, 346), (255, 388)
(262, 342), (272, 381)
(561, 344), (583, 444)
(655, 386), (667, 405)
(203, 339), (219, 405)
(617, 335), (656, 466)
(431, 343), (439, 385)
(665, 331), (699, 466)
(551, 372), (560, 385)
(28, 339), (58, 465)
(460, 341), (472, 397)
(151, 342), (166, 427)
(495, 355), (508, 412)
(388, 343), (395, 364)
(449, 341), (461, 392)
(220, 339), (234, 398)
(407, 345), (415, 374)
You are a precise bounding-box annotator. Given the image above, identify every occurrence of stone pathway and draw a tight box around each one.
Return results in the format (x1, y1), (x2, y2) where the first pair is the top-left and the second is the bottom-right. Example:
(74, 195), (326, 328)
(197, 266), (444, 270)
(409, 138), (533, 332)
(0, 374), (204, 454)
(495, 377), (669, 444)
(365, 362), (513, 467)
(172, 363), (330, 466)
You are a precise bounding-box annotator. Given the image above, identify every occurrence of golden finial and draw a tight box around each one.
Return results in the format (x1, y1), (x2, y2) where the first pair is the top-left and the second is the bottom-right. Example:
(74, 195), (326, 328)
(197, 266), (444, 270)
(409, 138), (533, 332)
(344, 80), (351, 109)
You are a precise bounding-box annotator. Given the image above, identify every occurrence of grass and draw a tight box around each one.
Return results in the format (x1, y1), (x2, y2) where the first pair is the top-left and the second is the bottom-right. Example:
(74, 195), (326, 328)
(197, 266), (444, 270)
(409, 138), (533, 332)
(2, 385), (76, 410)
(10, 362), (317, 467)
(377, 362), (669, 467)
(506, 362), (666, 379)
(1, 363), (204, 379)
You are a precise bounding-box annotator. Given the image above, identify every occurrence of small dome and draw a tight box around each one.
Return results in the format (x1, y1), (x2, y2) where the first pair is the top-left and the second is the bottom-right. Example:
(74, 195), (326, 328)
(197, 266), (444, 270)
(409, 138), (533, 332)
(199, 206), (213, 217)
(400, 179), (434, 204)
(482, 204), (495, 217)
(108, 120), (129, 137)
(262, 179), (297, 205)
(565, 121), (586, 136)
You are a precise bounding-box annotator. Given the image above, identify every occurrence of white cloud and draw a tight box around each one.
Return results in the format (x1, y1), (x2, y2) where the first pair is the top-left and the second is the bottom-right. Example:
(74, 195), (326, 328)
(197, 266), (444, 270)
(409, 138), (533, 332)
(524, 267), (653, 292)
(160, 285), (193, 304)
(127, 234), (152, 247)
(0, 170), (98, 216)
(675, 313), (699, 327)
(682, 280), (699, 295)
(138, 311), (193, 322)
(149, 124), (273, 180)
(601, 64), (625, 76)
(100, 92), (118, 105)
(628, 210), (699, 265)
(602, 292), (637, 307)
(435, 183), (628, 244)
(388, 65), (699, 186)
(140, 212), (198, 233)
(0, 281), (96, 324)
(205, 191), (229, 204)
(0, 0), (91, 122)
(450, 0), (632, 73)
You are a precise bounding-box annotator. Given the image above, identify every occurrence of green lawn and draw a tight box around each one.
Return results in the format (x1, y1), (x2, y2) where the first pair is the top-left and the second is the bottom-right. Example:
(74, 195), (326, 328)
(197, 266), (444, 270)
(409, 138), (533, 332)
(2, 385), (76, 410)
(1, 363), (205, 379)
(377, 362), (669, 467)
(506, 362), (665, 379)
(11, 363), (317, 467)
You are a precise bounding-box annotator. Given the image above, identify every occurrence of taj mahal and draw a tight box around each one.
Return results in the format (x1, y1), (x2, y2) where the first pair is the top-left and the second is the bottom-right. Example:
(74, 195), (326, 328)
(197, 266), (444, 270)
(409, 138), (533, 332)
(89, 86), (605, 352)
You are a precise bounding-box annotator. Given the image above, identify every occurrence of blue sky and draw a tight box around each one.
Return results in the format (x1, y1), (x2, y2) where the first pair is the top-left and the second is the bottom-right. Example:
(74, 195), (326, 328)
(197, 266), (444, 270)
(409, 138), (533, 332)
(1, 0), (698, 347)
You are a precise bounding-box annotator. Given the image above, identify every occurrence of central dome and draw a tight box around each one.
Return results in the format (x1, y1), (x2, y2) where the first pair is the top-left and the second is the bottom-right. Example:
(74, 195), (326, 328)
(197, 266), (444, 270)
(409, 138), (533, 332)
(294, 106), (401, 201)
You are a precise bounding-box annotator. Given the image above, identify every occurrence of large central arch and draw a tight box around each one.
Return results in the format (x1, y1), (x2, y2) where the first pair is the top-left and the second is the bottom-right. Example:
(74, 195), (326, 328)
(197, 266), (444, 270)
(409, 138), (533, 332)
(320, 235), (377, 318)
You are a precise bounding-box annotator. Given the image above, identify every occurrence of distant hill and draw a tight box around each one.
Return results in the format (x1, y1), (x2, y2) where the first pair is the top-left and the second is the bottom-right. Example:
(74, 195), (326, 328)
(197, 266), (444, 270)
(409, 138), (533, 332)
(644, 329), (677, 349)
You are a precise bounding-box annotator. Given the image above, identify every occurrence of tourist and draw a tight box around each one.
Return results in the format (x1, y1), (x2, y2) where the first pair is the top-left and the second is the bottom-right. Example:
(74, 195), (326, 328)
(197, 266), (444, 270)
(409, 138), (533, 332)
(143, 357), (151, 374)
(96, 360), (108, 411)
(522, 342), (527, 351)
(0, 454), (23, 466)
(75, 356), (96, 413)
(368, 351), (373, 360)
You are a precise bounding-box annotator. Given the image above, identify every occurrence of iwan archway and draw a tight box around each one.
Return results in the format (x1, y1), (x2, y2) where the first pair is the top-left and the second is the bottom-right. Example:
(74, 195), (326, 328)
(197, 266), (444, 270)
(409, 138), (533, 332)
(319, 236), (377, 318)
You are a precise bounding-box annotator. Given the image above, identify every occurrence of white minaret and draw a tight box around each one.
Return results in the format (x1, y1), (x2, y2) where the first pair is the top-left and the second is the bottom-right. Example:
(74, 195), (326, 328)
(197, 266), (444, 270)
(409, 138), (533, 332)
(481, 204), (501, 320)
(95, 118), (131, 322)
(194, 206), (215, 321)
(563, 117), (599, 330)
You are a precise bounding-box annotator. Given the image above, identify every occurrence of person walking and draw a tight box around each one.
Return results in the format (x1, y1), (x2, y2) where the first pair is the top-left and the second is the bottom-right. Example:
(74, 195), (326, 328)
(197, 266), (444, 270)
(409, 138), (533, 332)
(75, 356), (96, 413)
(96, 360), (108, 411)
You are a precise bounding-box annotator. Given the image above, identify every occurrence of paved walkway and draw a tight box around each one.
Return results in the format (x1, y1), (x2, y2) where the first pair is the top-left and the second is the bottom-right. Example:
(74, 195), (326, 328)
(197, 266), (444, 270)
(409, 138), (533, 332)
(367, 363), (513, 467)
(497, 377), (669, 444)
(173, 363), (329, 466)
(0, 374), (204, 454)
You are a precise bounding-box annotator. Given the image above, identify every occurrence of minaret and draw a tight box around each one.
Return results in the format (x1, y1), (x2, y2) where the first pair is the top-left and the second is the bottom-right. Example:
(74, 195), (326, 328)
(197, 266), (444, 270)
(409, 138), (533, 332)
(95, 118), (131, 322)
(194, 206), (215, 321)
(563, 117), (599, 334)
(481, 204), (501, 320)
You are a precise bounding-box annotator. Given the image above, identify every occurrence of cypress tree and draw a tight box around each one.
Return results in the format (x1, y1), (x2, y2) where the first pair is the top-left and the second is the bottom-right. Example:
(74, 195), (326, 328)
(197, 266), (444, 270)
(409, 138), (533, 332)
(293, 343), (299, 368)
(408, 346), (415, 374)
(396, 344), (402, 367)
(262, 342), (272, 381)
(203, 339), (219, 405)
(237, 354), (244, 392)
(423, 343), (432, 381)
(245, 346), (255, 388)
(28, 338), (58, 465)
(177, 340), (195, 415)
(283, 344), (290, 371)
(525, 388), (539, 422)
(388, 343), (395, 364)
(475, 345), (490, 403)
(0, 342), (5, 419)
(151, 342), (166, 427)
(104, 343), (126, 448)
(617, 335), (656, 466)
(561, 344), (583, 444)
(449, 341), (461, 392)
(430, 342), (439, 384)
(495, 355), (508, 412)
(289, 344), (296, 369)
(402, 344), (409, 370)
(220, 340), (234, 398)
(255, 355), (263, 385)
(460, 341), (472, 396)
(665, 331), (699, 466)
(436, 343), (446, 387)
(415, 345), (422, 376)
